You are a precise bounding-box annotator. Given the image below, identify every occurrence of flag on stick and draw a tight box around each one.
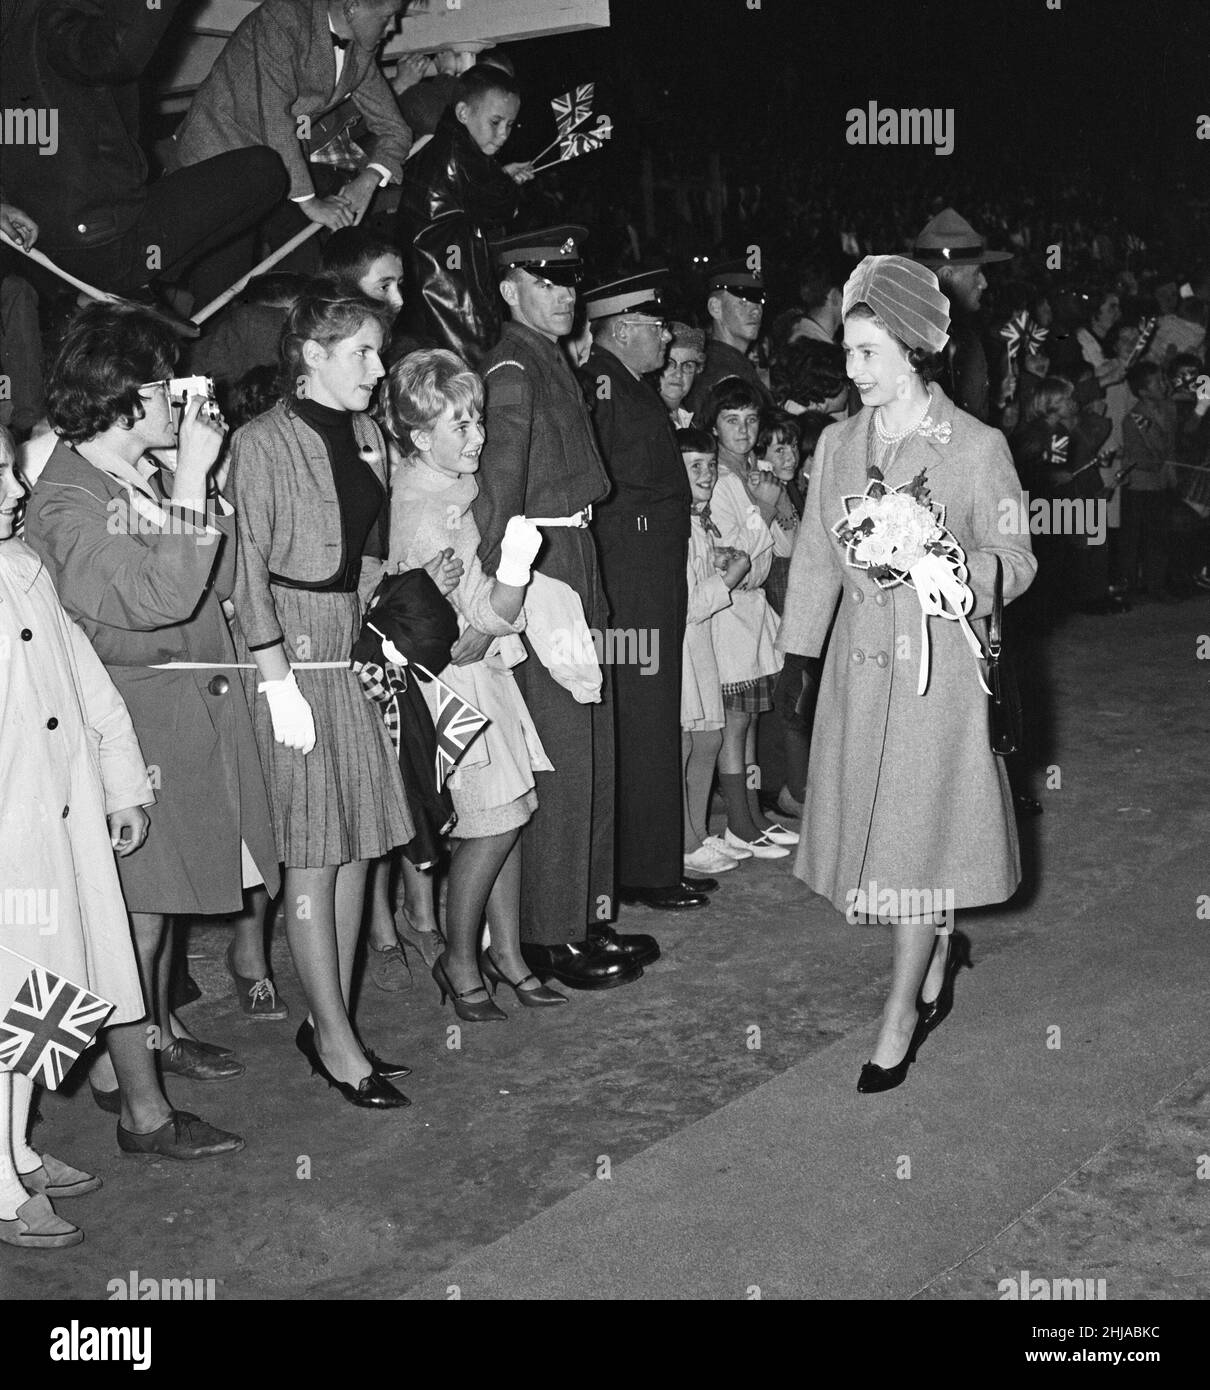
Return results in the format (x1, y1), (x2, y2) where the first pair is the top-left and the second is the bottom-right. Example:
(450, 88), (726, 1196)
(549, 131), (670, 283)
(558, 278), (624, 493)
(530, 118), (612, 176)
(413, 666), (490, 790)
(552, 83), (594, 134)
(0, 947), (113, 1090)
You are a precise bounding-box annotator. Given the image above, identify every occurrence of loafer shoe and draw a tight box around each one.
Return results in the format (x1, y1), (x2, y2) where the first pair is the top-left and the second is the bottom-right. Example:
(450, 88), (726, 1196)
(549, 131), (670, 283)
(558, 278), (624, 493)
(117, 1110), (245, 1160)
(159, 1036), (246, 1081)
(589, 923), (660, 967)
(20, 1151), (102, 1199)
(0, 1193), (82, 1248)
(520, 940), (643, 991)
(681, 874), (719, 894)
(618, 883), (709, 910)
(723, 828), (790, 859)
(683, 845), (737, 875)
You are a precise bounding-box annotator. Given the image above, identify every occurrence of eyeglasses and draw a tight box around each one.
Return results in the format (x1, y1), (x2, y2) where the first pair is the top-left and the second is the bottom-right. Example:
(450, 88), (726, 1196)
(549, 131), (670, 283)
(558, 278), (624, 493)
(622, 316), (669, 333)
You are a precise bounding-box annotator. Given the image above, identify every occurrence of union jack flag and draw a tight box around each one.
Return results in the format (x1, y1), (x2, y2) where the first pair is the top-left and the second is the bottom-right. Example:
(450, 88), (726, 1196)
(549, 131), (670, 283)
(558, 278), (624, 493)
(1047, 433), (1070, 466)
(414, 666), (490, 790)
(551, 83), (594, 135)
(0, 949), (113, 1089)
(557, 126), (609, 162)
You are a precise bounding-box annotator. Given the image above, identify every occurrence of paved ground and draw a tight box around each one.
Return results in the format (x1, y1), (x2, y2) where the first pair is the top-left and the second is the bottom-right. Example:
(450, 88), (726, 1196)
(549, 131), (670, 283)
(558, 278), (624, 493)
(4, 594), (1208, 1301)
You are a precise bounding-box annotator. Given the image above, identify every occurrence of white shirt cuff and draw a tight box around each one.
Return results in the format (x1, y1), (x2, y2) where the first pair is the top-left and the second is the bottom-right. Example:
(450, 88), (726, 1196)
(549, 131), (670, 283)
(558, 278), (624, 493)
(367, 163), (392, 188)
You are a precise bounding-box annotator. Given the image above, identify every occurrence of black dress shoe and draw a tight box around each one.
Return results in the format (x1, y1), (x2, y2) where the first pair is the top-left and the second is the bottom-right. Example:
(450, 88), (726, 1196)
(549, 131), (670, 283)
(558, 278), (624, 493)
(159, 1037), (245, 1081)
(1013, 792), (1043, 818)
(519, 940), (642, 991)
(589, 923), (660, 968)
(681, 874), (719, 894)
(619, 883), (709, 910)
(295, 1024), (411, 1108)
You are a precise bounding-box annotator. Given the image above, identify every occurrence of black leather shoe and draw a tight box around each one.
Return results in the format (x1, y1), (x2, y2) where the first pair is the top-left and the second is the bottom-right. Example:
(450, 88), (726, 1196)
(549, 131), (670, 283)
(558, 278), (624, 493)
(295, 1024), (411, 1108)
(1013, 793), (1043, 818)
(681, 874), (719, 894)
(117, 1110), (245, 1160)
(159, 1037), (245, 1081)
(619, 883), (709, 911)
(520, 940), (643, 991)
(589, 923), (660, 968)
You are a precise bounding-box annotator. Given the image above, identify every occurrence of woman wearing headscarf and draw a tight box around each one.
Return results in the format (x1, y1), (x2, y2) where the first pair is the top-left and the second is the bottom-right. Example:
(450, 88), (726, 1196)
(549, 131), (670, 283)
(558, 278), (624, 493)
(778, 256), (1036, 1093)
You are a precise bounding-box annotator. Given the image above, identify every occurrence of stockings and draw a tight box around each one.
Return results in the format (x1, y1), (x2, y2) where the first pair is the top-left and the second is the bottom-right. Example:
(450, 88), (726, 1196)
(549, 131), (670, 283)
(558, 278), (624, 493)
(682, 729), (723, 851)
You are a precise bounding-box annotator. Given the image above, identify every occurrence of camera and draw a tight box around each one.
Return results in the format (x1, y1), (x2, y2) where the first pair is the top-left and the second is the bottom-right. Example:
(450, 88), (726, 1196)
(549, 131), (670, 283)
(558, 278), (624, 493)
(166, 376), (223, 425)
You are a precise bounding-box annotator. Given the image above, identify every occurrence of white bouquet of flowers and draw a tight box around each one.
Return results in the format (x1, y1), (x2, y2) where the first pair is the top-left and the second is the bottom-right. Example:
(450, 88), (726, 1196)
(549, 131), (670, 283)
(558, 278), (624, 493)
(833, 470), (990, 696)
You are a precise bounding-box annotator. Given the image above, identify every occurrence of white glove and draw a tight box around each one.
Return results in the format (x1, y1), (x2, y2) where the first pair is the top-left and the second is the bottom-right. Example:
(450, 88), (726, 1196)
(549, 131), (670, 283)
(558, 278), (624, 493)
(496, 515), (543, 587)
(258, 671), (316, 754)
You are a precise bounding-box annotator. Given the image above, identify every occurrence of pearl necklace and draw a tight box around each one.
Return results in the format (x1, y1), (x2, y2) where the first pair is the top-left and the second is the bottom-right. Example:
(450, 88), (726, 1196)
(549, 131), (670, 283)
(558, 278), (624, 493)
(874, 394), (932, 442)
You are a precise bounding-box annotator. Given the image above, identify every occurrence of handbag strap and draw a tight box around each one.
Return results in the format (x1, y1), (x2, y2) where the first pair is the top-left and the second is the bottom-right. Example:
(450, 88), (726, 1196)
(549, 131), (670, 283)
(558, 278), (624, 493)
(988, 555), (1004, 659)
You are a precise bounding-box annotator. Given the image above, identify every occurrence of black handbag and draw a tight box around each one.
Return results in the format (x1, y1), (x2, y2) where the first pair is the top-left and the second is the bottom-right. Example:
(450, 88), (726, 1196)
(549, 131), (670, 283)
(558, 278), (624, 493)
(987, 556), (1023, 757)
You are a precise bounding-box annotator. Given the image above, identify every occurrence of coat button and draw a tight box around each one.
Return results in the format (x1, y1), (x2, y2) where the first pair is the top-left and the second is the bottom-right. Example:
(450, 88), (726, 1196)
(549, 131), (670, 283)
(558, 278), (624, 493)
(875, 651), (890, 668)
(46, 716), (59, 730)
(20, 628), (32, 641)
(207, 675), (230, 696)
(874, 591), (888, 607)
(851, 588), (864, 603)
(851, 650), (865, 665)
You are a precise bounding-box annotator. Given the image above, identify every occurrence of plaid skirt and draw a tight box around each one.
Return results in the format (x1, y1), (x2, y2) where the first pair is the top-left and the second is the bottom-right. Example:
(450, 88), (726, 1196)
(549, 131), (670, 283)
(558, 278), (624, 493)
(722, 673), (776, 713)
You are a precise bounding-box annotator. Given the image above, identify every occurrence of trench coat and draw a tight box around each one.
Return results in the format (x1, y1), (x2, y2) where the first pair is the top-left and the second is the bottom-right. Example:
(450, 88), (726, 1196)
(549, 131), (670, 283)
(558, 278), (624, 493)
(776, 385), (1036, 913)
(0, 539), (148, 1027)
(25, 442), (280, 915)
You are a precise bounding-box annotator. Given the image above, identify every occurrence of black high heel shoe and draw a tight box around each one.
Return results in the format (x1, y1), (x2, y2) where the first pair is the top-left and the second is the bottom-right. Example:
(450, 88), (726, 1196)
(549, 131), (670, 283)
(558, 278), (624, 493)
(857, 1009), (926, 1094)
(294, 1022), (411, 1109)
(479, 950), (567, 1008)
(916, 930), (972, 1040)
(431, 958), (507, 1022)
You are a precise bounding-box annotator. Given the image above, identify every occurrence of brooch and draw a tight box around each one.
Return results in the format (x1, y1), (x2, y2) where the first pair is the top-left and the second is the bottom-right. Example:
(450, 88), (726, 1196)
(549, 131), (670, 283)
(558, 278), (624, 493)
(915, 417), (952, 445)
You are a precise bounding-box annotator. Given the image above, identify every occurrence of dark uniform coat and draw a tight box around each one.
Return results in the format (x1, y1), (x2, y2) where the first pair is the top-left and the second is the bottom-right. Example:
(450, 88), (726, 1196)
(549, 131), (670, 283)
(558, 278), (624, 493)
(938, 316), (991, 424)
(473, 321), (615, 943)
(685, 338), (771, 421)
(26, 442), (280, 915)
(584, 343), (690, 889)
(776, 386), (1036, 914)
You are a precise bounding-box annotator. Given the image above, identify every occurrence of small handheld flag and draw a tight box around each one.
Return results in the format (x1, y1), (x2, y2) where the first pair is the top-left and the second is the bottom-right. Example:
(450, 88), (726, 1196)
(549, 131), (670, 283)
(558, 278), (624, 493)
(414, 667), (491, 790)
(0, 947), (113, 1090)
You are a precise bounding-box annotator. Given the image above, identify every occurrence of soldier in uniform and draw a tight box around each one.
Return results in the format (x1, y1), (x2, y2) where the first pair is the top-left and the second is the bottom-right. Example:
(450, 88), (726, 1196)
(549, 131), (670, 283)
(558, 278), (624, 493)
(470, 228), (656, 989)
(912, 208), (1013, 424)
(582, 273), (711, 911)
(685, 259), (772, 420)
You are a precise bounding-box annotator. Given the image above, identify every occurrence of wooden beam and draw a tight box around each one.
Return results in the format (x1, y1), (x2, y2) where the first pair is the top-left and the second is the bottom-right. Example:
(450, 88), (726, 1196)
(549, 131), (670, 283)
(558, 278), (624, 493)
(157, 0), (610, 99)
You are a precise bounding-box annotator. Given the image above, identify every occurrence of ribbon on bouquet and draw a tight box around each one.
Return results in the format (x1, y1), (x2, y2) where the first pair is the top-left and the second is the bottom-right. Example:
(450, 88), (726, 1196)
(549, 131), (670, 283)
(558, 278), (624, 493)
(905, 551), (992, 698)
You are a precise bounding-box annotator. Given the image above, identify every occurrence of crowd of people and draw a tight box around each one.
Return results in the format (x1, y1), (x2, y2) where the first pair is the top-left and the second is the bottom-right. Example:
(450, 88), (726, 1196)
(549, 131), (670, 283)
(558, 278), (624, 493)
(0, 0), (1207, 1252)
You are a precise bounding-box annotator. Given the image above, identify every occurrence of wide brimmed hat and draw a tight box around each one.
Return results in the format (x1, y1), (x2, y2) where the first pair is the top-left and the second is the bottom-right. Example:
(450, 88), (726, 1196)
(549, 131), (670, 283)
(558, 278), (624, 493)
(913, 208), (1013, 267)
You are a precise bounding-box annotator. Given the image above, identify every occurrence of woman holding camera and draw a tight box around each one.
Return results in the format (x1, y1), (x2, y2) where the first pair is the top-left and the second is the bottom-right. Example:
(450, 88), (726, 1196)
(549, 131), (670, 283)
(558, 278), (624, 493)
(25, 303), (279, 1160)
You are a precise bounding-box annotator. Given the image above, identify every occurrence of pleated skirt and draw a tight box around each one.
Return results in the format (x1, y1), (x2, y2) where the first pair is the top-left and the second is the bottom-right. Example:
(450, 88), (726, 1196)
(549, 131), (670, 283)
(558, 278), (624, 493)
(242, 587), (414, 868)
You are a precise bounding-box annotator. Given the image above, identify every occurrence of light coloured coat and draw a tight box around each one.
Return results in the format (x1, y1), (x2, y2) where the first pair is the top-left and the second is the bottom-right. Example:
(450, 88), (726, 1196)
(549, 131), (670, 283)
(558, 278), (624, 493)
(0, 540), (149, 1025)
(777, 385), (1037, 913)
